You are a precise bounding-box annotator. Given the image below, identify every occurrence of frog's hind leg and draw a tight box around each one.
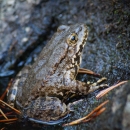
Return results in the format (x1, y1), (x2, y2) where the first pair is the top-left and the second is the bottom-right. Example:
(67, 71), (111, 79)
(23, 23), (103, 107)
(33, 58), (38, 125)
(88, 77), (108, 93)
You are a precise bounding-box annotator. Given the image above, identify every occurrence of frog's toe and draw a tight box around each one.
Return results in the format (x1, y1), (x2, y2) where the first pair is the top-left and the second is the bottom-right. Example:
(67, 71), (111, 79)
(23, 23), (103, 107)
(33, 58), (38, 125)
(88, 84), (108, 93)
(87, 77), (108, 93)
(90, 77), (107, 86)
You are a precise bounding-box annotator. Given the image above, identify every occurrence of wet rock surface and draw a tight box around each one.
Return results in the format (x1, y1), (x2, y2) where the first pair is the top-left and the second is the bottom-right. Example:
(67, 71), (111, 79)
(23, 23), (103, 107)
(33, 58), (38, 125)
(123, 88), (130, 130)
(0, 0), (52, 68)
(0, 0), (130, 130)
(0, 0), (54, 92)
(85, 82), (130, 130)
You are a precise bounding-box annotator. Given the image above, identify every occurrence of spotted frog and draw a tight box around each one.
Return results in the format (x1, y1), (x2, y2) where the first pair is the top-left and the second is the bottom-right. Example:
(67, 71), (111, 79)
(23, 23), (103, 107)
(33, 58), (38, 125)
(7, 24), (104, 124)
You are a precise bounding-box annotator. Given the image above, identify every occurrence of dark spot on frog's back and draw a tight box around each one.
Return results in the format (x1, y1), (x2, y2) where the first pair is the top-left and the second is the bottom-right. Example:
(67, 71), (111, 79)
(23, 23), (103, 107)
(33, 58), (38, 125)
(75, 54), (80, 65)
(79, 44), (83, 52)
(74, 65), (78, 77)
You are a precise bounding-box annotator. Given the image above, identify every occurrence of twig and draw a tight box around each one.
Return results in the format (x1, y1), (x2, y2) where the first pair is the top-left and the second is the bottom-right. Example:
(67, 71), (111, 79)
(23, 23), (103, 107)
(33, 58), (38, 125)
(0, 109), (8, 120)
(0, 100), (21, 115)
(96, 81), (128, 99)
(63, 100), (109, 126)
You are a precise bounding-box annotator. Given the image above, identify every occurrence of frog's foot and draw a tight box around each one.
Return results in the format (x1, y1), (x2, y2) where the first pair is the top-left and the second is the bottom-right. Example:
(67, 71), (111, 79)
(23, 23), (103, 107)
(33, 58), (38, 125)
(78, 68), (100, 77)
(63, 100), (109, 126)
(88, 77), (108, 93)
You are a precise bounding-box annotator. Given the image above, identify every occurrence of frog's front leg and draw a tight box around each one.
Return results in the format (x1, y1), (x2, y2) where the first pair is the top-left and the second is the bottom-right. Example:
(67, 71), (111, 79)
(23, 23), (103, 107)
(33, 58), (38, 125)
(64, 77), (108, 95)
(88, 77), (108, 93)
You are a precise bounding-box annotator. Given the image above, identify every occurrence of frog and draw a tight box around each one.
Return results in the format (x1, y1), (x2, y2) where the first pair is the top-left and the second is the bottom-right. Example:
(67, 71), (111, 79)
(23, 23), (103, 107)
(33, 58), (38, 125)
(7, 24), (106, 125)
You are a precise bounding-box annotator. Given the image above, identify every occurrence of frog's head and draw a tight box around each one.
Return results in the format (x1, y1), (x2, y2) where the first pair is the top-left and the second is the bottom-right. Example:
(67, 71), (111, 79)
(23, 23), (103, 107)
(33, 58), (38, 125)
(57, 24), (88, 78)
(31, 24), (88, 81)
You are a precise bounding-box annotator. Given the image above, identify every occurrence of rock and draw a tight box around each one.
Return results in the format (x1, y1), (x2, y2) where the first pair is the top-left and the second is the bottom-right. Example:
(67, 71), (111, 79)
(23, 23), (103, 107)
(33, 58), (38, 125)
(27, 0), (41, 5)
(0, 0), (130, 130)
(123, 93), (130, 130)
(86, 82), (130, 130)
(0, 0), (53, 75)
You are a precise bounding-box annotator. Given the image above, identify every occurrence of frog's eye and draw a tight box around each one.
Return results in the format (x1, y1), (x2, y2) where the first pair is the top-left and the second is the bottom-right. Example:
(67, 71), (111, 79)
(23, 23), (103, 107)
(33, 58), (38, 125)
(67, 33), (78, 46)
